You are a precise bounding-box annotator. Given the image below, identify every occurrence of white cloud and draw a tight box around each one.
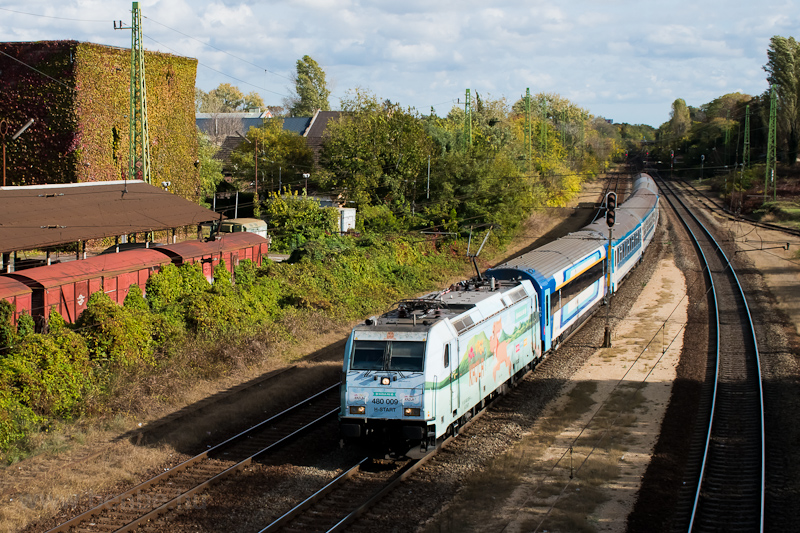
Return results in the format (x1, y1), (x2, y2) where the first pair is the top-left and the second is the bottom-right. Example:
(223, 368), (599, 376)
(0, 0), (790, 126)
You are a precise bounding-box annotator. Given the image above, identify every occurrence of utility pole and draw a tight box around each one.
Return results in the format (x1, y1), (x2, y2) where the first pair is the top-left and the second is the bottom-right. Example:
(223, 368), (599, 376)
(465, 88), (472, 148)
(765, 86), (777, 204)
(127, 2), (150, 183)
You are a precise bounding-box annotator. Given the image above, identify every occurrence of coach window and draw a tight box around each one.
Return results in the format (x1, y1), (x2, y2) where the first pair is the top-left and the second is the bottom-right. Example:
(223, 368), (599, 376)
(545, 294), (550, 326)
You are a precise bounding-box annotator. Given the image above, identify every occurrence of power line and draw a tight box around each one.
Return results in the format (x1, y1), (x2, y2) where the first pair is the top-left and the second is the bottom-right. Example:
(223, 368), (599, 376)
(0, 49), (76, 91)
(143, 16), (295, 84)
(0, 6), (109, 23)
(142, 34), (292, 99)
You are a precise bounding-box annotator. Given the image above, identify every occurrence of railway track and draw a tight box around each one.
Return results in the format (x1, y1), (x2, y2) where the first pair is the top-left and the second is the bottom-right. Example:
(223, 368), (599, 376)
(258, 457), (422, 533)
(671, 175), (800, 239)
(256, 386), (490, 533)
(45, 384), (341, 533)
(657, 174), (765, 532)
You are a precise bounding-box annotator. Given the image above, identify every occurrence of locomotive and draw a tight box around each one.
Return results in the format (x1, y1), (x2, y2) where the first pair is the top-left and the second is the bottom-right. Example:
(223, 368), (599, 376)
(339, 173), (659, 456)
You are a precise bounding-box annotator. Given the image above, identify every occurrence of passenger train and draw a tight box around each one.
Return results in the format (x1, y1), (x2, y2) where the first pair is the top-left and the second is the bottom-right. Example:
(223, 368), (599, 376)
(339, 173), (660, 456)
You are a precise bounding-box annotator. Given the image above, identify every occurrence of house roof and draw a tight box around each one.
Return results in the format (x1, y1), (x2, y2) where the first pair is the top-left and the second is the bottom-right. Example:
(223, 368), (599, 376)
(280, 117), (313, 135)
(0, 180), (219, 254)
(208, 111), (342, 171)
(304, 111), (342, 163)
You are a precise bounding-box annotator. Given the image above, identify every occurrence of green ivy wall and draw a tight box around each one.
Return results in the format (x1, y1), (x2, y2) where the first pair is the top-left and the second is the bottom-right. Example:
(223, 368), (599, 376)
(0, 41), (200, 201)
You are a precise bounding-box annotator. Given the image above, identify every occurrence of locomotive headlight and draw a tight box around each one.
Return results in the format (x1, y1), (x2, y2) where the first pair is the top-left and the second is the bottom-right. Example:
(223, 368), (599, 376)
(381, 377), (391, 385)
(403, 407), (421, 417)
(349, 405), (366, 415)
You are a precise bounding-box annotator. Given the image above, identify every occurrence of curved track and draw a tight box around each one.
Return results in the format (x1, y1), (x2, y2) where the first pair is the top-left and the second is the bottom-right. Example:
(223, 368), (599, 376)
(657, 174), (765, 532)
(45, 385), (340, 533)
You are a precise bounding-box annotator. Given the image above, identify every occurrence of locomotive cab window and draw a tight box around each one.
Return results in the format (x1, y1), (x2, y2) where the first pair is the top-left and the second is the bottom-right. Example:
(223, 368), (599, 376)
(351, 340), (385, 370)
(444, 344), (450, 368)
(350, 340), (426, 372)
(389, 341), (425, 371)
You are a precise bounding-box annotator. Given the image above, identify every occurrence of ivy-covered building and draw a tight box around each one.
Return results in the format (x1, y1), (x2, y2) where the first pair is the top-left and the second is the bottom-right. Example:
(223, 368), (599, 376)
(0, 41), (200, 201)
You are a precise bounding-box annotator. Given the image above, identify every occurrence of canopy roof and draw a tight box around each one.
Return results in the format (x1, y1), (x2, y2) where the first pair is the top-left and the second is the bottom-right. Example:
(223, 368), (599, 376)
(0, 180), (219, 254)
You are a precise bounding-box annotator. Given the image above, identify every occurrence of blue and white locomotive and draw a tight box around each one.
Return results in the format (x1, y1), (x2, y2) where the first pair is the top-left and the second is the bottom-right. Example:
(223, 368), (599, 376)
(339, 173), (659, 455)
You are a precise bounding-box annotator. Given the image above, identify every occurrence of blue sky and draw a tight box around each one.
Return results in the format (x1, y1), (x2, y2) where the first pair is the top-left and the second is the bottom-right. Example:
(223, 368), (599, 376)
(0, 0), (796, 127)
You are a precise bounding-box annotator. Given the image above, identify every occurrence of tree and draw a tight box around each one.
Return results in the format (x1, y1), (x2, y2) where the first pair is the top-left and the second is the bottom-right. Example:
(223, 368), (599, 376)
(318, 89), (433, 208)
(765, 35), (800, 164)
(229, 119), (314, 196)
(197, 131), (224, 204)
(196, 84), (265, 113)
(290, 55), (331, 117)
(212, 83), (244, 112)
(243, 91), (265, 112)
(667, 98), (692, 141)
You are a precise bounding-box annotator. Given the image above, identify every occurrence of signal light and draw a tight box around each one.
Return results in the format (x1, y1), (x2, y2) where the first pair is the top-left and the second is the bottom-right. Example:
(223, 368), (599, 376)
(606, 192), (617, 227)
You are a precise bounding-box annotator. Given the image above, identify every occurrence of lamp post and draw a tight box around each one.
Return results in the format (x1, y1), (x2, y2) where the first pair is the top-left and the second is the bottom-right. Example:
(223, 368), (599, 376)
(1, 118), (35, 186)
(236, 131), (258, 202)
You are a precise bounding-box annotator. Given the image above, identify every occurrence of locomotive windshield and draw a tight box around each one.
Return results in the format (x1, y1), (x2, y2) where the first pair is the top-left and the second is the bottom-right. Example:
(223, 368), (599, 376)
(351, 340), (425, 372)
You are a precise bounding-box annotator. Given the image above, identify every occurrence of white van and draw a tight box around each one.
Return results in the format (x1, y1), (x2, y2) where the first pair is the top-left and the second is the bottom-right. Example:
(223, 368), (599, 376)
(201, 218), (269, 241)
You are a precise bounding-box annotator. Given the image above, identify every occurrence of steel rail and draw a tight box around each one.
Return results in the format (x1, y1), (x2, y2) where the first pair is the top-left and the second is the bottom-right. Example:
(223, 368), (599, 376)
(258, 396), (487, 533)
(657, 175), (764, 532)
(45, 383), (340, 533)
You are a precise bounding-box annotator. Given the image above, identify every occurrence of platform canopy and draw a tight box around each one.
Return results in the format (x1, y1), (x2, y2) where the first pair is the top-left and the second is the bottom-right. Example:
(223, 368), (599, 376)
(0, 180), (220, 253)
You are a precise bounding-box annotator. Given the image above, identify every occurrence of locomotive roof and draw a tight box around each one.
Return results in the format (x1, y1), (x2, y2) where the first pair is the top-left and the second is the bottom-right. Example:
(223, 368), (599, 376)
(356, 280), (529, 333)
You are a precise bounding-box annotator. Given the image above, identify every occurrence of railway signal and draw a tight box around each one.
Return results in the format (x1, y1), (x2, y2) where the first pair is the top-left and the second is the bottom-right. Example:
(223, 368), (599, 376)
(606, 192), (617, 227)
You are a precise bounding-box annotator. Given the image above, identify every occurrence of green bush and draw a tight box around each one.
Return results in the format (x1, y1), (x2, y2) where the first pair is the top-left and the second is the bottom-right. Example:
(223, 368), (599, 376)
(16, 311), (35, 340)
(76, 291), (155, 368)
(146, 263), (184, 312)
(213, 259), (232, 289)
(123, 283), (149, 312)
(0, 384), (42, 461)
(1, 328), (94, 419)
(0, 299), (14, 352)
(233, 259), (257, 288)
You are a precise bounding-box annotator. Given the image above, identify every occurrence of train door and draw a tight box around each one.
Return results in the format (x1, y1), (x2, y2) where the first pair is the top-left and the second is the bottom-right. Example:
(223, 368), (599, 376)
(445, 342), (458, 417)
(542, 289), (552, 352)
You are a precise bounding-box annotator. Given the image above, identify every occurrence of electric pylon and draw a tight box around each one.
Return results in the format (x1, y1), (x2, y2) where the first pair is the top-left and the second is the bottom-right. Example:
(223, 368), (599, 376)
(129, 1), (151, 183)
(742, 105), (750, 169)
(539, 97), (547, 154)
(524, 88), (531, 173)
(765, 86), (777, 203)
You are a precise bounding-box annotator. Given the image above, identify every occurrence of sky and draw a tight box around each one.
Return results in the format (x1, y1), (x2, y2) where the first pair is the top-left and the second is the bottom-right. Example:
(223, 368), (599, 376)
(0, 0), (796, 127)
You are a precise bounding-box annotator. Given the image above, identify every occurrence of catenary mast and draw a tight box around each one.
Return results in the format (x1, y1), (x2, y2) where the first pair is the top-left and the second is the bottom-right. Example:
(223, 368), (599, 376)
(129, 1), (151, 183)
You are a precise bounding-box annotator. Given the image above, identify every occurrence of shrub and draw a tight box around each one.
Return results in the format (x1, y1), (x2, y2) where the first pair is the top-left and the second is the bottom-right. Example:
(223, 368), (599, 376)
(146, 263), (184, 312)
(0, 384), (42, 462)
(16, 311), (35, 340)
(233, 259), (257, 288)
(76, 291), (155, 368)
(1, 328), (94, 419)
(213, 259), (231, 289)
(123, 283), (149, 312)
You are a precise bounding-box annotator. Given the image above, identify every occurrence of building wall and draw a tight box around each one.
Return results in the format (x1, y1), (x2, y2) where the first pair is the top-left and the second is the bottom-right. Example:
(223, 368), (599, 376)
(0, 41), (200, 201)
